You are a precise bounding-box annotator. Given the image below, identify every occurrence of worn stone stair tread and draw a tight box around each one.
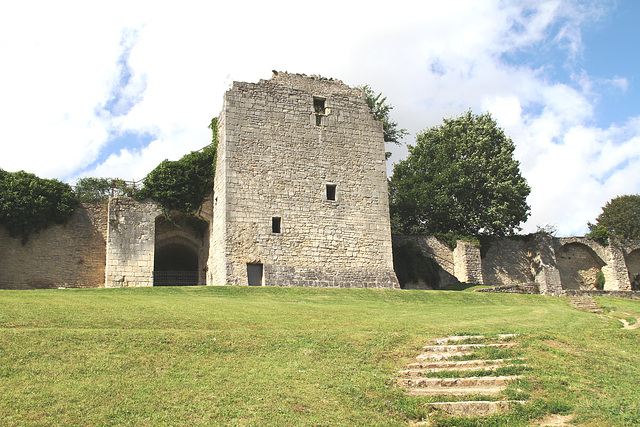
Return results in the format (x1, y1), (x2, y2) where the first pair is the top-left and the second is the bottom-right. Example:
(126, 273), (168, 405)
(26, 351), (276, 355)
(398, 375), (521, 388)
(406, 358), (521, 371)
(425, 400), (526, 416)
(400, 363), (524, 376)
(429, 334), (518, 345)
(416, 351), (472, 361)
(406, 386), (507, 396)
(570, 296), (603, 313)
(421, 342), (518, 353)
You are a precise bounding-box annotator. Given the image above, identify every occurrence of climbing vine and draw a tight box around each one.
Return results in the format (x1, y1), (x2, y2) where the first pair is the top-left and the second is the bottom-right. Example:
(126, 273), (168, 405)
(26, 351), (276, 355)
(0, 169), (79, 243)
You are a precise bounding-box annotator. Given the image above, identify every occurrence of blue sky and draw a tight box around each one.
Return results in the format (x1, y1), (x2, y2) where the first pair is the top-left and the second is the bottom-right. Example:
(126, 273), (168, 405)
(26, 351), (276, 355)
(0, 0), (639, 236)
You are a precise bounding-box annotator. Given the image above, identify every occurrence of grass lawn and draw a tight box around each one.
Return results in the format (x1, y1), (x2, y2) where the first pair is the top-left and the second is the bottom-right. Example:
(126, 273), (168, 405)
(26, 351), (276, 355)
(1, 286), (639, 426)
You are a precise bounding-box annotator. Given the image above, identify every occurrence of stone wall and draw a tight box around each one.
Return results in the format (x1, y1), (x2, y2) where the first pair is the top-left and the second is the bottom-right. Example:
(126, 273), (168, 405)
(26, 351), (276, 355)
(395, 234), (640, 294)
(625, 249), (640, 290)
(0, 203), (107, 289)
(453, 241), (483, 284)
(391, 235), (457, 288)
(210, 72), (398, 288)
(105, 198), (161, 287)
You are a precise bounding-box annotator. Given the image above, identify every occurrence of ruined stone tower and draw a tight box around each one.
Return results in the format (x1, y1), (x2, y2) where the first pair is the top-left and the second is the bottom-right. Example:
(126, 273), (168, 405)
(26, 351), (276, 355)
(208, 72), (399, 288)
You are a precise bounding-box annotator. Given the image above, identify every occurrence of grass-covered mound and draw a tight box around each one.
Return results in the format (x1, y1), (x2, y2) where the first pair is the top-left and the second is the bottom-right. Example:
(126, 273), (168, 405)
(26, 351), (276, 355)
(1, 287), (639, 426)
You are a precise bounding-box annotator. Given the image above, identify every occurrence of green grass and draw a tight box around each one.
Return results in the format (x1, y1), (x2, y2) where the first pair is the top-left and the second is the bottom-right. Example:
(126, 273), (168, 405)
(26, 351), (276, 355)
(1, 287), (639, 426)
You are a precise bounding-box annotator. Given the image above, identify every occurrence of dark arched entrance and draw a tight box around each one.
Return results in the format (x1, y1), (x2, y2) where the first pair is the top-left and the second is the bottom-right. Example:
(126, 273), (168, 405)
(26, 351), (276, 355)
(154, 243), (199, 286)
(627, 249), (640, 291)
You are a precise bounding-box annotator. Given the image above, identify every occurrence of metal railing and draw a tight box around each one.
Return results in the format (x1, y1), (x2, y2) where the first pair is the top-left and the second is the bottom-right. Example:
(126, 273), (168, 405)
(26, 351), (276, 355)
(153, 271), (199, 286)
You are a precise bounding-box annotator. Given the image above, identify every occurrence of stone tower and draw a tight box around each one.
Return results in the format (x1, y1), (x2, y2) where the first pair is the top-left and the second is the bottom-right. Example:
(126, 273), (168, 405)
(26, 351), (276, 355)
(209, 72), (398, 288)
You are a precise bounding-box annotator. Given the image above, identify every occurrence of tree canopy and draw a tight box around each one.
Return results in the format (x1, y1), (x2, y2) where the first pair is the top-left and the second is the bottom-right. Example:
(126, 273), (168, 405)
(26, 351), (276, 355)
(74, 177), (136, 203)
(0, 169), (78, 243)
(134, 118), (218, 214)
(588, 194), (640, 241)
(389, 110), (531, 237)
(359, 85), (407, 158)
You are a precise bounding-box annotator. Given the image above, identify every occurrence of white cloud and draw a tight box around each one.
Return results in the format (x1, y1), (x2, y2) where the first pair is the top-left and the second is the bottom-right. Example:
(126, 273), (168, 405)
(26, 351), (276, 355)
(0, 0), (637, 237)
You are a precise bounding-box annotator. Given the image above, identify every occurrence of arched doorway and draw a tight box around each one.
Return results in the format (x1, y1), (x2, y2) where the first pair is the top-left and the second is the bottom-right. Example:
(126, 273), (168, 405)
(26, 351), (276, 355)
(556, 243), (606, 290)
(153, 214), (209, 286)
(627, 249), (640, 291)
(154, 243), (199, 286)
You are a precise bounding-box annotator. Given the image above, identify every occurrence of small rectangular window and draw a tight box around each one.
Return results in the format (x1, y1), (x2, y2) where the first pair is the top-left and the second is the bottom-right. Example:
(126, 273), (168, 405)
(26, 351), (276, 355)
(313, 97), (325, 114)
(272, 217), (281, 233)
(314, 97), (325, 126)
(326, 184), (336, 201)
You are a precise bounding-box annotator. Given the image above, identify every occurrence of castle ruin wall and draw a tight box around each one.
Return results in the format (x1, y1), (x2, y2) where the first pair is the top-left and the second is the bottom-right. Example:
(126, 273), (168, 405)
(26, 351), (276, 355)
(0, 203), (108, 289)
(209, 73), (398, 288)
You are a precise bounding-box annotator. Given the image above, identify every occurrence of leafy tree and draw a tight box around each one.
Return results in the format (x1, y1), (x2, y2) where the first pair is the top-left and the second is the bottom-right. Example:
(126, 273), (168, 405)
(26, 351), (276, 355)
(588, 194), (640, 241)
(135, 118), (218, 213)
(74, 177), (136, 202)
(389, 110), (531, 236)
(359, 85), (408, 158)
(0, 169), (78, 243)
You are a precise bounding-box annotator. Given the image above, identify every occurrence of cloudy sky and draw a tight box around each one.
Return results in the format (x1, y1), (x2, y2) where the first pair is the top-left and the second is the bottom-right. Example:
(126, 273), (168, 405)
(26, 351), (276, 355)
(1, 0), (638, 236)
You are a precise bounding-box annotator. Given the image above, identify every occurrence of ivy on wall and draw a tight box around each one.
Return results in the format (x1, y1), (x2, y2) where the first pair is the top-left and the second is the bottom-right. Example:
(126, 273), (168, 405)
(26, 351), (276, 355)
(0, 169), (79, 244)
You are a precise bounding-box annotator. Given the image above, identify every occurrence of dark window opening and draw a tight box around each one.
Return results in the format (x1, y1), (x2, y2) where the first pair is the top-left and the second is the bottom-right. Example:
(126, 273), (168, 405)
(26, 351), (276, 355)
(326, 184), (337, 201)
(313, 97), (325, 114)
(247, 263), (263, 286)
(272, 217), (281, 233)
(314, 97), (325, 126)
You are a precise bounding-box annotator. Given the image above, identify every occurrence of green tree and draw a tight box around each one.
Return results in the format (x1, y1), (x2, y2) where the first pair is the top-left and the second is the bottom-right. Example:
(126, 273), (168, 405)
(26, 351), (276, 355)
(588, 194), (640, 241)
(389, 110), (531, 236)
(74, 177), (136, 202)
(359, 85), (407, 158)
(0, 169), (78, 243)
(134, 118), (218, 213)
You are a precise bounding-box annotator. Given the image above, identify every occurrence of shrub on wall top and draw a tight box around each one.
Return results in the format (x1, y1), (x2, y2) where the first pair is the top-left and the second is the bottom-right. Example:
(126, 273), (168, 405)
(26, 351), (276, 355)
(0, 169), (79, 244)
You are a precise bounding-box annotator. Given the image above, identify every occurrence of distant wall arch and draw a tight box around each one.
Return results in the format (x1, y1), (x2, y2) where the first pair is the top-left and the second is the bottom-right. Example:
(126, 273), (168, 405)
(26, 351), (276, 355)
(627, 249), (640, 291)
(154, 214), (209, 286)
(556, 242), (606, 290)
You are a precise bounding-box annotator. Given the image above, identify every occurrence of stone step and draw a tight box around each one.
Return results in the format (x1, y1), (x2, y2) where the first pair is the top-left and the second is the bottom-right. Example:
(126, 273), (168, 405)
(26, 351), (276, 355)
(400, 361), (524, 376)
(420, 342), (519, 354)
(398, 375), (520, 389)
(425, 400), (526, 417)
(406, 358), (519, 371)
(417, 351), (472, 361)
(429, 334), (518, 345)
(406, 386), (506, 396)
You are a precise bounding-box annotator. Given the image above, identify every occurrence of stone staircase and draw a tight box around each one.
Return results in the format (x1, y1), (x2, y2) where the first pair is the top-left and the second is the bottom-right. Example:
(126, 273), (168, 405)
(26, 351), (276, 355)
(396, 334), (526, 420)
(569, 296), (602, 313)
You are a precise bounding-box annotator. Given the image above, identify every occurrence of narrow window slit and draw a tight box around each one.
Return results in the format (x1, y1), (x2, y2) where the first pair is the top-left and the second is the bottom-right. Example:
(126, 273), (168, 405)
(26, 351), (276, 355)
(326, 184), (337, 201)
(272, 217), (281, 233)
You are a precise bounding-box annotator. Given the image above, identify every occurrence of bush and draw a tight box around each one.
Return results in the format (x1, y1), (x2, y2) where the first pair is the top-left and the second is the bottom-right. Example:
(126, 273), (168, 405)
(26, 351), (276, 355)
(0, 169), (79, 243)
(595, 270), (606, 290)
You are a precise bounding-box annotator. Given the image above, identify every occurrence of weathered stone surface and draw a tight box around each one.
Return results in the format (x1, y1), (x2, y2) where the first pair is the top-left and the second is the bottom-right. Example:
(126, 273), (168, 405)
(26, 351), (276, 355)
(105, 198), (162, 287)
(395, 234), (640, 295)
(209, 72), (398, 288)
(454, 241), (483, 284)
(0, 203), (107, 289)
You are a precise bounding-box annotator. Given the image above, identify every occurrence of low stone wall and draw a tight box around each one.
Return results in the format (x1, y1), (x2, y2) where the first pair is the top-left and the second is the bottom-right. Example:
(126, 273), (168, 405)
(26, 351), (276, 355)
(394, 234), (640, 295)
(0, 203), (108, 289)
(474, 284), (539, 294)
